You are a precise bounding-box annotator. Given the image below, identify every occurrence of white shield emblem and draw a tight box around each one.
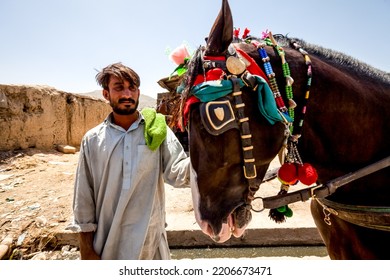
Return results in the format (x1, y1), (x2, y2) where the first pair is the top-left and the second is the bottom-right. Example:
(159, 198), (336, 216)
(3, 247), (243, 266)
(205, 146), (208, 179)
(214, 107), (225, 121)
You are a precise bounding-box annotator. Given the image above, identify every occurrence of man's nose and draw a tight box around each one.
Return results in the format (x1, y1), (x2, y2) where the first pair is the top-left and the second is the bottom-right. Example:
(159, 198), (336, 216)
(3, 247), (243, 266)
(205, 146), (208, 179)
(123, 88), (135, 96)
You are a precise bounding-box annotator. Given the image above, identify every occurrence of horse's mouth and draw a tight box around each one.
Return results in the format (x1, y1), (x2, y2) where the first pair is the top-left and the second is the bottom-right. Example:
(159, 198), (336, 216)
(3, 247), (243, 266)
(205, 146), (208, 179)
(232, 203), (253, 229)
(191, 166), (253, 242)
(209, 204), (252, 243)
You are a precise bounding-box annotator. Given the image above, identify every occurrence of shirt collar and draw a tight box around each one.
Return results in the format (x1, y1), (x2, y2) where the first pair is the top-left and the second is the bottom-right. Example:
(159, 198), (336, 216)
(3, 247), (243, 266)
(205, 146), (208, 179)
(105, 111), (145, 132)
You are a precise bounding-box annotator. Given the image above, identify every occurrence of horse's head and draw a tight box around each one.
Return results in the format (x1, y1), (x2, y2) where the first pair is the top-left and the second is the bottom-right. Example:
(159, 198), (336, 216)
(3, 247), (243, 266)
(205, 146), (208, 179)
(183, 0), (288, 242)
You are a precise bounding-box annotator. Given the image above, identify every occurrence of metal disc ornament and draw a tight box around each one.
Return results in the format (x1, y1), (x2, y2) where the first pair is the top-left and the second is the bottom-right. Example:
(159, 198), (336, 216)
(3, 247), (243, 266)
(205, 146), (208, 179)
(226, 56), (246, 75)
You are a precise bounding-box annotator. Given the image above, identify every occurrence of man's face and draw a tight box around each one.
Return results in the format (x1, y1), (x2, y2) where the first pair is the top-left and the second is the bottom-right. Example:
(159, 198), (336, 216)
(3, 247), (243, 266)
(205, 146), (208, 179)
(103, 76), (140, 115)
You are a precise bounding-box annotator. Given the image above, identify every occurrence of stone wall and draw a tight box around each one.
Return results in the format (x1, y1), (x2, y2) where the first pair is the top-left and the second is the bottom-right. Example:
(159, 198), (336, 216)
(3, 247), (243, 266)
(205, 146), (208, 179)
(0, 85), (111, 151)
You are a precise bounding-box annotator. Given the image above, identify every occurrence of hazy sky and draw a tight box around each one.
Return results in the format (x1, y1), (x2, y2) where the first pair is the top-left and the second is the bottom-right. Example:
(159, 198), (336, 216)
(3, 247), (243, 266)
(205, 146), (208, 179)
(0, 0), (389, 98)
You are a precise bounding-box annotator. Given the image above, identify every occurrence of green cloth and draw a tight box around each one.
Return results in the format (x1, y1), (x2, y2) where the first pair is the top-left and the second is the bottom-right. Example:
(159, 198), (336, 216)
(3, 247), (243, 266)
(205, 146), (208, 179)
(192, 76), (290, 125)
(141, 108), (167, 151)
(192, 80), (235, 102)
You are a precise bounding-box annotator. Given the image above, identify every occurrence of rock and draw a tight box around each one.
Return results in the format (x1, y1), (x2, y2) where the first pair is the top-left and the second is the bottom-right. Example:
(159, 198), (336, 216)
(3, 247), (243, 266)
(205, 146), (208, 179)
(0, 245), (9, 260)
(16, 232), (27, 246)
(35, 216), (47, 227)
(27, 203), (41, 210)
(61, 245), (70, 253)
(57, 145), (76, 154)
(0, 174), (13, 182)
(31, 252), (47, 260)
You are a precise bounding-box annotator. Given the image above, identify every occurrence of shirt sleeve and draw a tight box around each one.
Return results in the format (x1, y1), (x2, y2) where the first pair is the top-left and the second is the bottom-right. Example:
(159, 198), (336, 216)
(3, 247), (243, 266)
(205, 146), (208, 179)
(67, 137), (98, 232)
(162, 127), (190, 188)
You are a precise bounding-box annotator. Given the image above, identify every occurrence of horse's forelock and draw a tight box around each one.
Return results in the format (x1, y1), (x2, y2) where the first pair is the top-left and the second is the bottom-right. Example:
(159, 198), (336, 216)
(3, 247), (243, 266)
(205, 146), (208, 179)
(182, 46), (204, 98)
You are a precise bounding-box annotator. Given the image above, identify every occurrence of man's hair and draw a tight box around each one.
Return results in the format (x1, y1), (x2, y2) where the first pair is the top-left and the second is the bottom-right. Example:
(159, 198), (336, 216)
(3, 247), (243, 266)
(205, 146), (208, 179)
(95, 62), (141, 90)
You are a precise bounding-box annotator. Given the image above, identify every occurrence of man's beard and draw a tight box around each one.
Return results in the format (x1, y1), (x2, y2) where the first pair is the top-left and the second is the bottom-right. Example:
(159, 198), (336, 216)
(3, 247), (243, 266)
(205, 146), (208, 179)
(110, 98), (139, 115)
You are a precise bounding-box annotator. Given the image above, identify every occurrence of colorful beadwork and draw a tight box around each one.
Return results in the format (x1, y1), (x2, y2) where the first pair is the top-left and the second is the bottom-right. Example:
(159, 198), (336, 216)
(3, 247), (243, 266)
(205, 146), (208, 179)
(291, 41), (313, 137)
(245, 30), (316, 223)
(256, 44), (289, 114)
(266, 32), (296, 133)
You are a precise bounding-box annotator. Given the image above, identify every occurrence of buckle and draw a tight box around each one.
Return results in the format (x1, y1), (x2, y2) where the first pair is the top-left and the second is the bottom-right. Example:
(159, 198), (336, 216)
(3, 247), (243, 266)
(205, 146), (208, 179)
(243, 164), (257, 179)
(310, 184), (323, 198)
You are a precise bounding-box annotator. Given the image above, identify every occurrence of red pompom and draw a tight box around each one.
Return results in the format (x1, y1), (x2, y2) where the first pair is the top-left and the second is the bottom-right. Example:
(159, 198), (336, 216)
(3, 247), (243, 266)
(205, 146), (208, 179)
(298, 163), (318, 185)
(278, 163), (298, 185)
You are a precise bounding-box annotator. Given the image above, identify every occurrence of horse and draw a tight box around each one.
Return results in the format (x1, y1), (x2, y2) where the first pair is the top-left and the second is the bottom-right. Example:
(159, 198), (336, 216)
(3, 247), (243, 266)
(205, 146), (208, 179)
(166, 0), (390, 259)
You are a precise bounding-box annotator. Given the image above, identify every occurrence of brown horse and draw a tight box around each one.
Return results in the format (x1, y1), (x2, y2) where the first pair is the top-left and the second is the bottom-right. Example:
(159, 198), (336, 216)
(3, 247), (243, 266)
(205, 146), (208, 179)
(176, 0), (390, 259)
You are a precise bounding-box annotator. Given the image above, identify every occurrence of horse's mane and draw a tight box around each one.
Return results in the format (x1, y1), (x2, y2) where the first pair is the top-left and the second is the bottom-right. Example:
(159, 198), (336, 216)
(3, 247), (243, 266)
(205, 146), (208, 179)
(270, 35), (390, 84)
(171, 35), (389, 128)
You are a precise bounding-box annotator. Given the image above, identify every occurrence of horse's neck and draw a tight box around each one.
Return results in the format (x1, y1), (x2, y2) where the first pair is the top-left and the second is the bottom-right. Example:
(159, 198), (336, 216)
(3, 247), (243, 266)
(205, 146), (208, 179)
(237, 42), (389, 171)
(294, 54), (390, 176)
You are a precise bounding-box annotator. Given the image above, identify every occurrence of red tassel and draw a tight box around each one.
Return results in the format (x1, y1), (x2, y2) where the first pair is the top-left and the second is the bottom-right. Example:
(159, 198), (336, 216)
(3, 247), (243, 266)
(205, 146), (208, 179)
(233, 28), (240, 38)
(298, 163), (318, 185)
(277, 163), (298, 185)
(242, 28), (250, 38)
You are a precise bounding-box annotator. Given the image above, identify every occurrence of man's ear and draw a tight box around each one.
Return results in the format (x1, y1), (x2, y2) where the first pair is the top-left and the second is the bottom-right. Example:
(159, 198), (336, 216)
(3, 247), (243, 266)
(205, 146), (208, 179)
(102, 89), (109, 101)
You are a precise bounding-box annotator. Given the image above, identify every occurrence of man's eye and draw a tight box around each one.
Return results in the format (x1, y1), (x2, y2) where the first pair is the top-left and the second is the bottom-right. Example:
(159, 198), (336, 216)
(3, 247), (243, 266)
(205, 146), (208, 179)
(114, 87), (123, 91)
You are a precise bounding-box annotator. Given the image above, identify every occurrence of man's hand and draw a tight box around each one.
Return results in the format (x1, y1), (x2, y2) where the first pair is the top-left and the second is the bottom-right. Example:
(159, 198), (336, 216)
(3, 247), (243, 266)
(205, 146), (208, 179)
(79, 231), (100, 260)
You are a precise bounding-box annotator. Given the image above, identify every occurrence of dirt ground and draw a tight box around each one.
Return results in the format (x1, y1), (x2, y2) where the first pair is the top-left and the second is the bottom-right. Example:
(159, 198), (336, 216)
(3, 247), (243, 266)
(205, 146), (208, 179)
(0, 148), (207, 260)
(0, 148), (79, 259)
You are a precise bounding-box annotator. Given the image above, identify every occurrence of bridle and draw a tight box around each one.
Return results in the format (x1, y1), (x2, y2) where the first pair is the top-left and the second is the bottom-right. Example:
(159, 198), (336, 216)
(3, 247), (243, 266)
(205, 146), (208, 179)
(186, 44), (290, 209)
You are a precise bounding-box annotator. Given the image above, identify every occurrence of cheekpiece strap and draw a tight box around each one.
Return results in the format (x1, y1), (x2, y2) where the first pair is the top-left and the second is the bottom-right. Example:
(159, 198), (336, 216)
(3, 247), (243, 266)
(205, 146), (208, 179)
(230, 77), (258, 199)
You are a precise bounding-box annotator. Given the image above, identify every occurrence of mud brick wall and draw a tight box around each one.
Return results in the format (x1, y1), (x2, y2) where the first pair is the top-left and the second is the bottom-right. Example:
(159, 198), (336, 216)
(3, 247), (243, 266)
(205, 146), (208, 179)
(0, 85), (111, 151)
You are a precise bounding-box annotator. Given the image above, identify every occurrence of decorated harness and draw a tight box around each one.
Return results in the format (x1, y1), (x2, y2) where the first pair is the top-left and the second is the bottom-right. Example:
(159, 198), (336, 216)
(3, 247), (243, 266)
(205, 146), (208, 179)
(171, 29), (319, 222)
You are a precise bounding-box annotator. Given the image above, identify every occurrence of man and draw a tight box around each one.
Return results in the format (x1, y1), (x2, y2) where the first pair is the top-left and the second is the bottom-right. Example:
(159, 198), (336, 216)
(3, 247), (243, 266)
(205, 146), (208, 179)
(67, 62), (190, 260)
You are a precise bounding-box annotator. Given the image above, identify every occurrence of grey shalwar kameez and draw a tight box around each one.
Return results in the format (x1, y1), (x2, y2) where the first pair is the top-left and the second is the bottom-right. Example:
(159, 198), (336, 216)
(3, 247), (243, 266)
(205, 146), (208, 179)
(68, 112), (190, 260)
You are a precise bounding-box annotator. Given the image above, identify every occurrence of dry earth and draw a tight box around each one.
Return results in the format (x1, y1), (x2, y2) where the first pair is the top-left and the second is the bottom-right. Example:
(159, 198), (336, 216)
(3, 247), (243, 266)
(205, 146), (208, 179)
(0, 149), (79, 259)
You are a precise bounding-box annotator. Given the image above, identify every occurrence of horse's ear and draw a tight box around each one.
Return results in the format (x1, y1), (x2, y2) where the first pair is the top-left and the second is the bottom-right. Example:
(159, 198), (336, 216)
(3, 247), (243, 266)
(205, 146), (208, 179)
(204, 0), (233, 56)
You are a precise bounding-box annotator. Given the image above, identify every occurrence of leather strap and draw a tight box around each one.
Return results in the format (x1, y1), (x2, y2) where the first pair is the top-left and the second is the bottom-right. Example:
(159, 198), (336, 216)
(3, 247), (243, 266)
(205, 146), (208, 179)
(317, 198), (390, 231)
(203, 60), (227, 72)
(230, 77), (258, 199)
(241, 71), (258, 89)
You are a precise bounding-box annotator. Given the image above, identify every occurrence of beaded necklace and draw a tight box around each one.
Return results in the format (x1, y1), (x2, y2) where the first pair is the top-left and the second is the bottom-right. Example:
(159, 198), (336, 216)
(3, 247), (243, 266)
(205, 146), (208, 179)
(267, 32), (296, 134)
(251, 33), (313, 139)
(253, 41), (289, 118)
